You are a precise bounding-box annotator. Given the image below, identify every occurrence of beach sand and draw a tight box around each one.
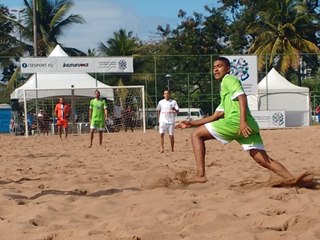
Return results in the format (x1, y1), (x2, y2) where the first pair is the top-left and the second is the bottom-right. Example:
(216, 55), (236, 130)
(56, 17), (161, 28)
(0, 126), (320, 240)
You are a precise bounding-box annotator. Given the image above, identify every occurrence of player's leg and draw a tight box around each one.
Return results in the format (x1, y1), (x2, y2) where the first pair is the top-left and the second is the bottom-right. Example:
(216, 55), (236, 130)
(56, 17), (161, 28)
(57, 125), (62, 140)
(99, 130), (103, 145)
(159, 122), (165, 153)
(65, 127), (68, 139)
(64, 120), (68, 139)
(169, 135), (174, 152)
(249, 149), (295, 180)
(98, 120), (105, 146)
(89, 122), (96, 147)
(160, 133), (165, 153)
(168, 124), (175, 152)
(185, 125), (215, 184)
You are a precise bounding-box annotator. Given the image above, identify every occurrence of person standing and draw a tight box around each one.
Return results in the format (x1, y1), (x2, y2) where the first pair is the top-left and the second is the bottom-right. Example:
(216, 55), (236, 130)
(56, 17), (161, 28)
(89, 90), (108, 147)
(113, 102), (123, 132)
(55, 97), (71, 140)
(315, 105), (320, 123)
(176, 56), (300, 185)
(157, 89), (179, 153)
(123, 105), (135, 132)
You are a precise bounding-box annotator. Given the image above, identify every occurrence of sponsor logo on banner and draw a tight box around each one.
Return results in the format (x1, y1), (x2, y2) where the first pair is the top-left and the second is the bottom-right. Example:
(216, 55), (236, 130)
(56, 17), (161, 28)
(96, 58), (129, 72)
(63, 62), (89, 68)
(251, 110), (286, 128)
(272, 112), (285, 126)
(21, 63), (54, 68)
(230, 58), (249, 81)
(118, 59), (128, 70)
(223, 55), (258, 95)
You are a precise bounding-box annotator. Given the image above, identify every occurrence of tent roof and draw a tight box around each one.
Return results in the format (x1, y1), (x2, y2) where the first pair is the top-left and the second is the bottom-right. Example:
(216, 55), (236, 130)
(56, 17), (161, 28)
(48, 44), (68, 57)
(258, 68), (309, 93)
(11, 45), (113, 100)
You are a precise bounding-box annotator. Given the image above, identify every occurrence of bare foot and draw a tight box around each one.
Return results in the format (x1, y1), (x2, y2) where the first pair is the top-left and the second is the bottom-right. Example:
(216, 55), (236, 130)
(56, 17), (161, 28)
(160, 149), (164, 153)
(88, 145), (92, 148)
(182, 176), (208, 185)
(270, 172), (314, 188)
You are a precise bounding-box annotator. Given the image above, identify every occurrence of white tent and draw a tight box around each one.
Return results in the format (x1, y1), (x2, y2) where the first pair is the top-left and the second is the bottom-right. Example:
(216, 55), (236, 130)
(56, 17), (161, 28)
(248, 68), (311, 127)
(11, 45), (114, 101)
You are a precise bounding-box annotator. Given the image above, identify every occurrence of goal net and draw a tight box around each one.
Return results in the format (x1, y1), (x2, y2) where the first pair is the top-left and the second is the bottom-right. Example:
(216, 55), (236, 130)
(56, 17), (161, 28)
(17, 86), (145, 136)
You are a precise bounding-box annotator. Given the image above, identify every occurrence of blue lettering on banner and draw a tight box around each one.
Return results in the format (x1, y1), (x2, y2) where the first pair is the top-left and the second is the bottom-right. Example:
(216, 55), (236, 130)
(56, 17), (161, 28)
(21, 63), (49, 68)
(63, 63), (89, 68)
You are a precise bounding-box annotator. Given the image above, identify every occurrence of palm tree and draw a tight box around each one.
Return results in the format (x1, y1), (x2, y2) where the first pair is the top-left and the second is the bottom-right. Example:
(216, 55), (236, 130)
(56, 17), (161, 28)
(98, 29), (138, 103)
(98, 29), (137, 56)
(23, 0), (85, 56)
(247, 0), (320, 75)
(0, 0), (85, 100)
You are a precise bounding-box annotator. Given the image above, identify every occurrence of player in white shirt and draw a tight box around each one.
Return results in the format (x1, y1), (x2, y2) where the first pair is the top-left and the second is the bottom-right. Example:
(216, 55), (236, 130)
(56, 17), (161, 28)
(157, 90), (179, 153)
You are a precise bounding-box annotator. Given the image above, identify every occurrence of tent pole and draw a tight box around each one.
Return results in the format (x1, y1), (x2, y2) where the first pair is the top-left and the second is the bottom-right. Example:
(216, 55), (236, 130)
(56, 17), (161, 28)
(265, 54), (268, 110)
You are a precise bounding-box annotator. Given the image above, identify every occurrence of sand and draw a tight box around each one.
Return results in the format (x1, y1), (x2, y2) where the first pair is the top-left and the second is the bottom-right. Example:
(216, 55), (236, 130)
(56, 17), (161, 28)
(0, 126), (320, 240)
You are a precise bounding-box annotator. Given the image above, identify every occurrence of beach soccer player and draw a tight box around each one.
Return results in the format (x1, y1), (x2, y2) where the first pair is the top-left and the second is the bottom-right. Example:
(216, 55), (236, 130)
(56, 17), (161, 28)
(176, 56), (299, 185)
(89, 90), (108, 147)
(55, 97), (71, 140)
(157, 89), (179, 153)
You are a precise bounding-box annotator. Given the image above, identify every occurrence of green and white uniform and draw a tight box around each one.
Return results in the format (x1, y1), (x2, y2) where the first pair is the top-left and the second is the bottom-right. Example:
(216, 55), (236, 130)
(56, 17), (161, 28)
(89, 98), (107, 130)
(205, 74), (264, 150)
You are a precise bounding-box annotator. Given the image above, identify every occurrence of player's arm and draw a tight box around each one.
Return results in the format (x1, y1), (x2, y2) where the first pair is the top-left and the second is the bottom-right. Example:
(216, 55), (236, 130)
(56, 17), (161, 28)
(54, 105), (58, 118)
(89, 108), (92, 123)
(176, 111), (224, 128)
(238, 94), (252, 137)
(66, 105), (71, 119)
(104, 108), (108, 121)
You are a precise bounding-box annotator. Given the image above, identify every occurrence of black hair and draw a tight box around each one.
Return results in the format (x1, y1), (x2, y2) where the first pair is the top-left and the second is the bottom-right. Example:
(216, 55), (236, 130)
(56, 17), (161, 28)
(215, 56), (231, 67)
(94, 89), (100, 94)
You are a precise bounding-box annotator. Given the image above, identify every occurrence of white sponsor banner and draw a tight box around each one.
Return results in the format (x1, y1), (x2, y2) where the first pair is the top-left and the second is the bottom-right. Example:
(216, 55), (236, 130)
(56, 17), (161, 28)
(251, 110), (286, 129)
(223, 55), (258, 95)
(21, 57), (134, 73)
(20, 58), (57, 72)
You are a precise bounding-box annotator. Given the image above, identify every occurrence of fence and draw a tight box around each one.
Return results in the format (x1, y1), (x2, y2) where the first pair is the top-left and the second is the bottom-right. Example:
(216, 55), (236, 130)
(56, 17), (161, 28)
(11, 86), (145, 136)
(1, 53), (320, 131)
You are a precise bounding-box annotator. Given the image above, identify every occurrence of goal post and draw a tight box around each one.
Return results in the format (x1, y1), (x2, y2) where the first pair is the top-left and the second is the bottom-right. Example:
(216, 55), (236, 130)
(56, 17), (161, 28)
(21, 85), (145, 137)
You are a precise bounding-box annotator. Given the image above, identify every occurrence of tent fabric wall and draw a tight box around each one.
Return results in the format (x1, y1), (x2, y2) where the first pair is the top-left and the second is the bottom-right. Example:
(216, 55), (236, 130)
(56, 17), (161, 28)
(248, 68), (311, 127)
(10, 45), (113, 101)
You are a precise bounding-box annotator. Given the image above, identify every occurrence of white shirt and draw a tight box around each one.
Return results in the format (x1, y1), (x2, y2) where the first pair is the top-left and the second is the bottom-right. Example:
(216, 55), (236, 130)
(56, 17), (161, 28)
(157, 99), (179, 124)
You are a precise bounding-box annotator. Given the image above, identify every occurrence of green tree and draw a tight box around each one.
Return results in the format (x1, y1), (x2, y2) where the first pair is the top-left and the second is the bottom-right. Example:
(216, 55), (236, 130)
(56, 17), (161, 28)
(246, 0), (320, 75)
(98, 29), (138, 88)
(0, 0), (85, 101)
(22, 0), (85, 56)
(98, 28), (137, 56)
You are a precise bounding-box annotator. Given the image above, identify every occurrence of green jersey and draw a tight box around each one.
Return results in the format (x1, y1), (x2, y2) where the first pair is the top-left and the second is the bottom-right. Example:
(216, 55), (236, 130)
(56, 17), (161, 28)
(208, 74), (262, 146)
(90, 98), (107, 122)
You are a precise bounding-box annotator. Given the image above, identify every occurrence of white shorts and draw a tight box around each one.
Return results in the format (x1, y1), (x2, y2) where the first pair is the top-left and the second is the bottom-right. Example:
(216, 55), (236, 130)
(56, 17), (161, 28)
(159, 122), (174, 135)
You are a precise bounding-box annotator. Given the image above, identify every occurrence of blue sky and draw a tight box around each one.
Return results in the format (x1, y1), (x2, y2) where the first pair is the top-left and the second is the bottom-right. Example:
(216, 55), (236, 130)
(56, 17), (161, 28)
(2, 0), (216, 52)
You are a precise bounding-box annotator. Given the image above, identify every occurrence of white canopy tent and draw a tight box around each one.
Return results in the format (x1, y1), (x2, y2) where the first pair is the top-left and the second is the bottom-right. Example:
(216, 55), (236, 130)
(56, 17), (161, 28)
(248, 68), (311, 127)
(10, 45), (114, 101)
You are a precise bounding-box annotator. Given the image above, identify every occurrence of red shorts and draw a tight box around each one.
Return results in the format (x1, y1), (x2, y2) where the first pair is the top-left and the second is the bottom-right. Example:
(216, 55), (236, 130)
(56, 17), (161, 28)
(57, 119), (68, 128)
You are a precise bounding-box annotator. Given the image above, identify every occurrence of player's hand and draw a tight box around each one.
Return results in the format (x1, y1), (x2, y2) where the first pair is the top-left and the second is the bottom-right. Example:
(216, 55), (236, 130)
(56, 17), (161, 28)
(176, 120), (191, 129)
(239, 121), (252, 138)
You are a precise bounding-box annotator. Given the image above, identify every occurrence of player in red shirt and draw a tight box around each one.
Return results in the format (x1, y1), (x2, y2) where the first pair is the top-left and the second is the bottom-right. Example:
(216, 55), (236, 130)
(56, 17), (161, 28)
(55, 97), (71, 140)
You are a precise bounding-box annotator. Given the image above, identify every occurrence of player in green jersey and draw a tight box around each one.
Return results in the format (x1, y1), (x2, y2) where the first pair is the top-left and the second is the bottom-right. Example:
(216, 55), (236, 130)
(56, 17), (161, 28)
(89, 90), (108, 147)
(176, 57), (298, 185)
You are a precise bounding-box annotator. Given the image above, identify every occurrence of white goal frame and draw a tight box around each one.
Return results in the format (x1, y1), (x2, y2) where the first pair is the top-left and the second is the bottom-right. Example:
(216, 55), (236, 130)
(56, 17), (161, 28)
(20, 86), (145, 137)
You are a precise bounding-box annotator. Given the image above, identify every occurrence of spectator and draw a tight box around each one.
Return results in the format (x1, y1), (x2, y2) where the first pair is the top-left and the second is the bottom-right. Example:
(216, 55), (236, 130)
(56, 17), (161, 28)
(123, 105), (135, 132)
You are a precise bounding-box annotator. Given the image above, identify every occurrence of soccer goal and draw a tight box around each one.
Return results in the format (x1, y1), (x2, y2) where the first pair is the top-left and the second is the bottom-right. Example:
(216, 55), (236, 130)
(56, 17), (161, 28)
(16, 86), (145, 137)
